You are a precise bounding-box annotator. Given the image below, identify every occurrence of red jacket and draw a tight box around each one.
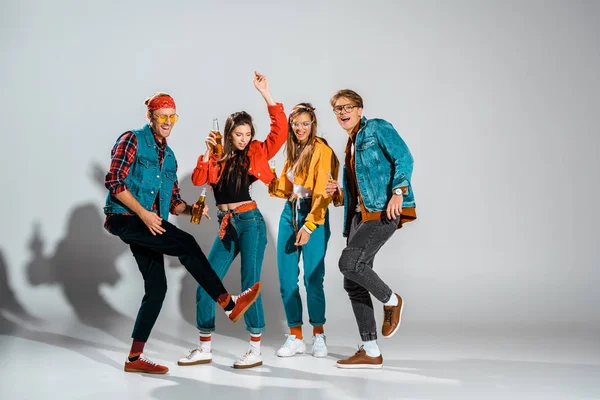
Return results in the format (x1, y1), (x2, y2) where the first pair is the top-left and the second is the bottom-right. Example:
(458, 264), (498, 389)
(192, 103), (287, 186)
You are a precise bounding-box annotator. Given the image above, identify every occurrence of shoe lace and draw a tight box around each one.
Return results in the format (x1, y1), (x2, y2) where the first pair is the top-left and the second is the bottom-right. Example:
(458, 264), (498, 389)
(239, 348), (258, 362)
(186, 348), (201, 359)
(355, 345), (365, 355)
(384, 308), (394, 324)
(313, 334), (326, 347)
(233, 286), (253, 301)
(281, 334), (297, 348)
(140, 354), (157, 366)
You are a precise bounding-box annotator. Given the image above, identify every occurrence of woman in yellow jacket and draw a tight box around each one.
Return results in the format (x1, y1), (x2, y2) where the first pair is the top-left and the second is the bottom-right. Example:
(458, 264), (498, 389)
(270, 103), (340, 358)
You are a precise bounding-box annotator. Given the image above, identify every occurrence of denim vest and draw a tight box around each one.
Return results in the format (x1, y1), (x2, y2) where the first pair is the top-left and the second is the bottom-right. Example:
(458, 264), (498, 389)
(342, 117), (416, 236)
(104, 124), (177, 220)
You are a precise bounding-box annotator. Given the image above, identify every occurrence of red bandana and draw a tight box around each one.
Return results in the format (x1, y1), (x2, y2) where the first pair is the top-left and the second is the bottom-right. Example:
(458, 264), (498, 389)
(147, 95), (176, 111)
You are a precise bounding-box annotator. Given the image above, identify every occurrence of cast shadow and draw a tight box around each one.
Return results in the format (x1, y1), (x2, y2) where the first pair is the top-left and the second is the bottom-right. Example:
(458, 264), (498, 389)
(170, 173), (286, 344)
(0, 247), (39, 329)
(0, 312), (124, 371)
(146, 373), (327, 400)
(22, 163), (197, 351)
(379, 358), (600, 399)
(0, 244), (122, 370)
(205, 357), (600, 400)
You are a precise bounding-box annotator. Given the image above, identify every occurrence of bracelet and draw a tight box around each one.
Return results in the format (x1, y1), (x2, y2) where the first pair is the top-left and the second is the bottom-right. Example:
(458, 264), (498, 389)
(301, 225), (313, 234)
(304, 221), (317, 231)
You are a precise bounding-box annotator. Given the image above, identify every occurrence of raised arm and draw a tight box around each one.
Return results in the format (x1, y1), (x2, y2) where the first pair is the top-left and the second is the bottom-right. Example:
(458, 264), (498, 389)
(252, 71), (288, 158)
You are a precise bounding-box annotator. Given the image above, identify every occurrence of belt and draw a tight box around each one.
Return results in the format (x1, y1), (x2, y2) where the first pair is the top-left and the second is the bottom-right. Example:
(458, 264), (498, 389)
(287, 195), (312, 235)
(218, 201), (258, 240)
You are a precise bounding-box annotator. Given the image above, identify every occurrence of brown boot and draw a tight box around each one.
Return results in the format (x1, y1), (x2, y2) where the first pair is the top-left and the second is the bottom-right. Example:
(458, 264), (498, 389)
(382, 293), (403, 338)
(336, 347), (383, 369)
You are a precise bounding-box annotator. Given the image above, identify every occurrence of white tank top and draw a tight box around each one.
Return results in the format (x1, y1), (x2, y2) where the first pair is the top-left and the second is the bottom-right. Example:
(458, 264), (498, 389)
(287, 165), (313, 199)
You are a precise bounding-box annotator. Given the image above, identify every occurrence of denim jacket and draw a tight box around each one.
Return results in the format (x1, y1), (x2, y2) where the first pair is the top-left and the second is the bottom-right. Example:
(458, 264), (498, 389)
(342, 116), (416, 236)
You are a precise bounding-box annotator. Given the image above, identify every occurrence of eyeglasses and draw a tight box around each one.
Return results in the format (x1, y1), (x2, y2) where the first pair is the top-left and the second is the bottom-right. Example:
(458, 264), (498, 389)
(291, 121), (312, 129)
(153, 113), (179, 124)
(333, 104), (358, 115)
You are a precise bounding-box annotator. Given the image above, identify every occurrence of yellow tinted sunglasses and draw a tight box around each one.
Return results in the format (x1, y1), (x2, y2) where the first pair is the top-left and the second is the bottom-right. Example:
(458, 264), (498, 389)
(153, 113), (179, 124)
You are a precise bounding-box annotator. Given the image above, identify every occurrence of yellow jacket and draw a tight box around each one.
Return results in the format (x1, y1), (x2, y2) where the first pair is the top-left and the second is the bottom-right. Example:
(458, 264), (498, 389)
(270, 138), (339, 225)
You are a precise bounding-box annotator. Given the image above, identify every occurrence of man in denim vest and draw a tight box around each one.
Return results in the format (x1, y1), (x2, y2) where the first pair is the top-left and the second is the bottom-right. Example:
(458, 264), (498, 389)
(103, 93), (261, 374)
(326, 89), (417, 369)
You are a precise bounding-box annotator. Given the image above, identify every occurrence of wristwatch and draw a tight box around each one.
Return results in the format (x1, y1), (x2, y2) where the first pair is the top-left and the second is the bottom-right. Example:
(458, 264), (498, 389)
(393, 188), (403, 196)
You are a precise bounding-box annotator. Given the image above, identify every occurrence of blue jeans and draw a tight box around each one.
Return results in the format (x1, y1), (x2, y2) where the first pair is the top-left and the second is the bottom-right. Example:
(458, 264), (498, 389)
(196, 207), (267, 334)
(277, 198), (330, 328)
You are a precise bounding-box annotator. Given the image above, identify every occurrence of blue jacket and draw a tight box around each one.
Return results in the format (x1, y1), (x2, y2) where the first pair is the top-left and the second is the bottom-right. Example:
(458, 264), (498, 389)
(342, 116), (415, 236)
(104, 124), (178, 220)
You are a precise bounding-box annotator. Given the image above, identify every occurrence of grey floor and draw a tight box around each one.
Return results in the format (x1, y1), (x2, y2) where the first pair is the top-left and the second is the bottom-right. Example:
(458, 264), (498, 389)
(1, 310), (598, 400)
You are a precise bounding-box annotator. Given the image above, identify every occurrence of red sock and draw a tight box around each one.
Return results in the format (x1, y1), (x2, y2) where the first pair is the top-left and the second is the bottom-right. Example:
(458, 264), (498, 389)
(129, 339), (145, 360)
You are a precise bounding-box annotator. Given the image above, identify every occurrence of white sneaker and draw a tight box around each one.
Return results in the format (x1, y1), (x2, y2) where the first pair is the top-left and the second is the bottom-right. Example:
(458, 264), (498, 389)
(276, 334), (306, 357)
(233, 348), (263, 369)
(311, 333), (328, 358)
(177, 347), (212, 366)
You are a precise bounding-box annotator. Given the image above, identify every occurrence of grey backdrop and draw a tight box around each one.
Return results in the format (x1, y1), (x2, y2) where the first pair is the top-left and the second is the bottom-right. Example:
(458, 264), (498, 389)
(1, 0), (599, 339)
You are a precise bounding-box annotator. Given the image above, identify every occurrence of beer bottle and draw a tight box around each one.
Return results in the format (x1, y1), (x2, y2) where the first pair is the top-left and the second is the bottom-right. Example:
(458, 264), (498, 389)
(268, 159), (278, 195)
(190, 188), (207, 224)
(328, 172), (343, 207)
(213, 118), (223, 155)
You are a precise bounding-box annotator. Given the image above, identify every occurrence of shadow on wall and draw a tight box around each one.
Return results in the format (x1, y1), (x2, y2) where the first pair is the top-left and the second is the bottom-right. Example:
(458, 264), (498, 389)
(0, 244), (124, 370)
(169, 173), (286, 342)
(0, 247), (40, 333)
(21, 164), (197, 350)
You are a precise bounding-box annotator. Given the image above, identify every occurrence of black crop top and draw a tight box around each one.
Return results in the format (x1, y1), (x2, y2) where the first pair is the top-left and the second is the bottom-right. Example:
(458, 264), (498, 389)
(213, 167), (257, 205)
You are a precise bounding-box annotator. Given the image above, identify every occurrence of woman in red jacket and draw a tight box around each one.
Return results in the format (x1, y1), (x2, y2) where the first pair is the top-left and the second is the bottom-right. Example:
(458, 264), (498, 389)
(178, 71), (287, 369)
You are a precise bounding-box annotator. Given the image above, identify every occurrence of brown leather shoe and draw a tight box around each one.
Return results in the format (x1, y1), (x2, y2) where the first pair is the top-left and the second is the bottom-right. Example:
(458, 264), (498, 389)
(336, 347), (383, 369)
(382, 293), (403, 338)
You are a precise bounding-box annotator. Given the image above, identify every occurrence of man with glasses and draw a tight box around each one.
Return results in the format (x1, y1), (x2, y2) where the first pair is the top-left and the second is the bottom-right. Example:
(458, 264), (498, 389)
(325, 89), (417, 369)
(103, 92), (262, 374)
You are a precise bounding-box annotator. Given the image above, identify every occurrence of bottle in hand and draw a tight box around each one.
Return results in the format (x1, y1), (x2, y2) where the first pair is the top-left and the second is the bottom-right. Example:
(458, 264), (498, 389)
(190, 188), (207, 224)
(268, 159), (278, 195)
(328, 172), (343, 207)
(213, 118), (223, 155)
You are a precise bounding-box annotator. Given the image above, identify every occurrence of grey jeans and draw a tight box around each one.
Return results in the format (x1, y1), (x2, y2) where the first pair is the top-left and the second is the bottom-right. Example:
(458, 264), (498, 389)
(338, 213), (399, 341)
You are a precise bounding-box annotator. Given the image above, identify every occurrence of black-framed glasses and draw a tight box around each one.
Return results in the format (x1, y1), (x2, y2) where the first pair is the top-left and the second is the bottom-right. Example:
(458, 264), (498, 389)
(333, 104), (358, 115)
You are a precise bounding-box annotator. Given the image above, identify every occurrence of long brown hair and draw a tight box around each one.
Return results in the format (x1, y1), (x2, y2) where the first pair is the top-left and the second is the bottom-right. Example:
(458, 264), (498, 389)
(285, 103), (318, 178)
(215, 111), (256, 193)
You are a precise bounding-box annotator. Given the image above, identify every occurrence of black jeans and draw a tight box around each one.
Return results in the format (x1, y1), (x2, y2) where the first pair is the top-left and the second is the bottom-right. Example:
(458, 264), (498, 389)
(338, 213), (398, 341)
(107, 215), (228, 341)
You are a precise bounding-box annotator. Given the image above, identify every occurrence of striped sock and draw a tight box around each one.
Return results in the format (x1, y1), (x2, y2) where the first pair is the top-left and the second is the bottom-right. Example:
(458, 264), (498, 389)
(199, 332), (212, 351)
(250, 333), (261, 352)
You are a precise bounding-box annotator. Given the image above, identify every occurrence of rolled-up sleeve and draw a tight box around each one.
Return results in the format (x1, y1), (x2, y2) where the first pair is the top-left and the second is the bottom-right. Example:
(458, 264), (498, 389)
(105, 132), (137, 196)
